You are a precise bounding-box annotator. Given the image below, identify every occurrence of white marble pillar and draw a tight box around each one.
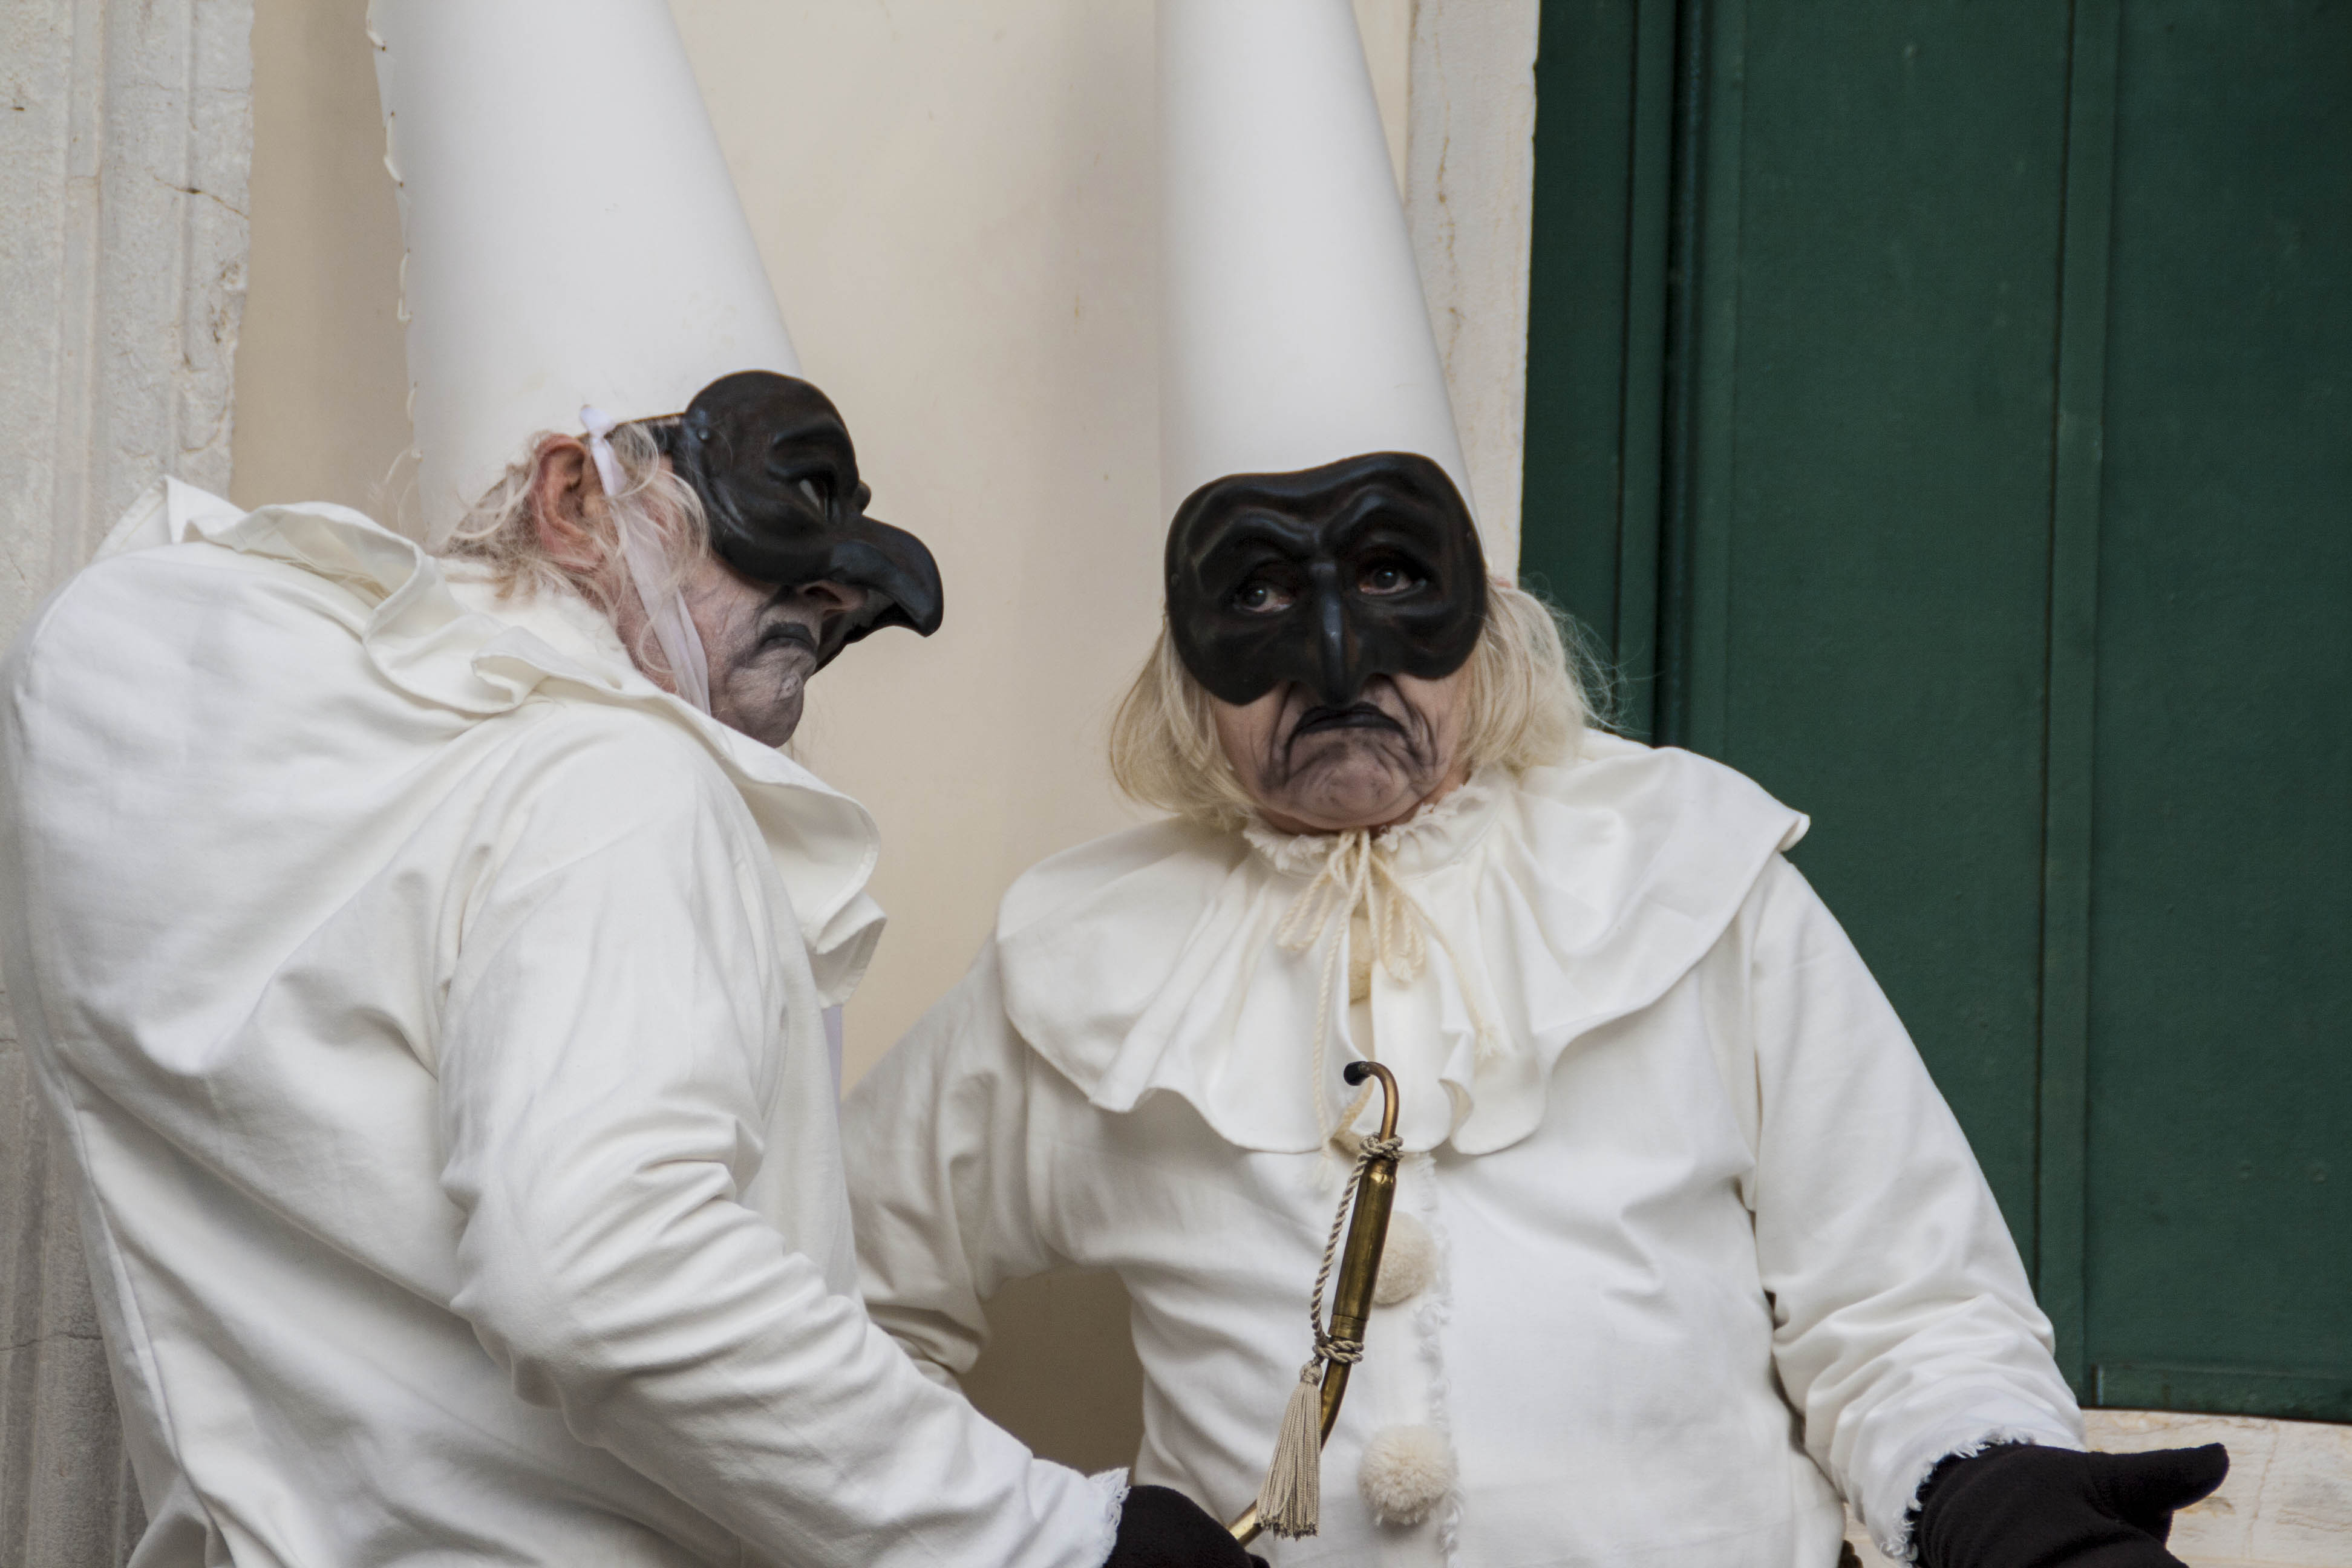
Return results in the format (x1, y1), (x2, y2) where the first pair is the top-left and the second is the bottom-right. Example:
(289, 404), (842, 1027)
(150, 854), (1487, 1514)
(0, 0), (253, 1561)
(1406, 0), (1540, 570)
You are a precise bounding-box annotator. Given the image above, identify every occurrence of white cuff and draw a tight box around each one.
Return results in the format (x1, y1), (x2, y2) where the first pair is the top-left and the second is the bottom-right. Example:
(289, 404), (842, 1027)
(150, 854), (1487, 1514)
(1868, 1414), (2085, 1562)
(1086, 1468), (1132, 1568)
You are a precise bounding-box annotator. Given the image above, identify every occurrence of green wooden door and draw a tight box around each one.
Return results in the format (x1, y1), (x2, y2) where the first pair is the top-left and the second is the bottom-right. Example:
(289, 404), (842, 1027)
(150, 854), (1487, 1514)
(1521, 0), (2351, 1419)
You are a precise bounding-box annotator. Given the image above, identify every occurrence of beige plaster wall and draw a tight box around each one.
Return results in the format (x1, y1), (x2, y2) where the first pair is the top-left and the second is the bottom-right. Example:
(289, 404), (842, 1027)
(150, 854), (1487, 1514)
(676, 0), (1222, 1085)
(229, 0), (407, 515)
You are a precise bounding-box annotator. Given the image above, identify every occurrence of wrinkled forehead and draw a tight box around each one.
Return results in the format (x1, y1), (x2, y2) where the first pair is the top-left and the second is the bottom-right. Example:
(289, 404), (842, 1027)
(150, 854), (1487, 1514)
(1167, 451), (1480, 568)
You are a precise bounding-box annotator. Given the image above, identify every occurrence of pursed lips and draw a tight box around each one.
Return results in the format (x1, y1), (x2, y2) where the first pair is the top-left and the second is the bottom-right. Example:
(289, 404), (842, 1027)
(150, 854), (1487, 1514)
(756, 619), (819, 657)
(1287, 701), (1406, 747)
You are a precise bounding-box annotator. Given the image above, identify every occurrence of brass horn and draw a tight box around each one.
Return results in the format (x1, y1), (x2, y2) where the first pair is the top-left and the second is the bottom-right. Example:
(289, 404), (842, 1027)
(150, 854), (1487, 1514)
(1229, 1060), (1403, 1544)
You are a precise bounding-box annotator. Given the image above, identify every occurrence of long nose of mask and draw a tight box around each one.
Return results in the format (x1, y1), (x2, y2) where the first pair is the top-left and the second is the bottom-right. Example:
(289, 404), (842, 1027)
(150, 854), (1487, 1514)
(654, 370), (944, 665)
(1165, 451), (1487, 708)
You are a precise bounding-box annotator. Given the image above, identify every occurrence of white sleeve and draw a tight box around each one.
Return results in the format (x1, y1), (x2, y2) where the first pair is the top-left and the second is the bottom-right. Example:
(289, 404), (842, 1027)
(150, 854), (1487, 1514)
(841, 943), (1067, 1387)
(435, 720), (1120, 1568)
(1727, 857), (2085, 1558)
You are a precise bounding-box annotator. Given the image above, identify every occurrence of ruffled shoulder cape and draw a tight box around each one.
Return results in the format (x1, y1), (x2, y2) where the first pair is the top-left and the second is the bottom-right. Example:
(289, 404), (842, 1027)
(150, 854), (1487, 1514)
(104, 480), (885, 1004)
(995, 730), (1807, 1154)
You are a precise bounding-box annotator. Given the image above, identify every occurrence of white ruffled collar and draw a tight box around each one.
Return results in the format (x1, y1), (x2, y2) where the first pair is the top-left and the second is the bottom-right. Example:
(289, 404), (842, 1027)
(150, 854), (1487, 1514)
(1240, 773), (1506, 881)
(436, 558), (638, 679)
(120, 480), (886, 1005)
(993, 733), (1808, 1155)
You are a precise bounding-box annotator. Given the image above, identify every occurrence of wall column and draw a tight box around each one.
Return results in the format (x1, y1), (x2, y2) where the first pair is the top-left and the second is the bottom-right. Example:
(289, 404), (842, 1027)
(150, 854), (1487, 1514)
(1407, 0), (1541, 570)
(0, 0), (255, 1561)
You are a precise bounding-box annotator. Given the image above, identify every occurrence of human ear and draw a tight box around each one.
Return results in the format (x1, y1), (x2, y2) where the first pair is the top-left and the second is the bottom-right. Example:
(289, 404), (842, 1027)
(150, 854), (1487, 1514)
(528, 436), (605, 573)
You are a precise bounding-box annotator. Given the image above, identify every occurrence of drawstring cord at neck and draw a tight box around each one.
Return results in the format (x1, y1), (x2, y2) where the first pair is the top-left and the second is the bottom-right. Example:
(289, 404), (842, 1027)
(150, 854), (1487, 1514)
(1273, 825), (1500, 1152)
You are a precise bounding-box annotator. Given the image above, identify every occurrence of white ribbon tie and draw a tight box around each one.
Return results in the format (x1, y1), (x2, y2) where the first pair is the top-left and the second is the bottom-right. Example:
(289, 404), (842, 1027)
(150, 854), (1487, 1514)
(581, 405), (712, 714)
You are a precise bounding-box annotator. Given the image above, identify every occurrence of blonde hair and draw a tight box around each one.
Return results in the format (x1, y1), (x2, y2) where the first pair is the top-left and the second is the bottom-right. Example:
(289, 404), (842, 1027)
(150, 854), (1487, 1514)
(435, 422), (709, 681)
(1109, 577), (1599, 829)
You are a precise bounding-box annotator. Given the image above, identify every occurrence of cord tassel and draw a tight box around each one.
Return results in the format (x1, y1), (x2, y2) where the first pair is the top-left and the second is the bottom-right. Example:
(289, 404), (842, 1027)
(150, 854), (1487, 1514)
(1255, 1361), (1328, 1537)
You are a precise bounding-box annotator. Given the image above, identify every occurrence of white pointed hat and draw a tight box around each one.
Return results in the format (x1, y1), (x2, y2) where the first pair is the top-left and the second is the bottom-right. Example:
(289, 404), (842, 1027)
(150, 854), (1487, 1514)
(371, 0), (800, 547)
(1157, 0), (1471, 518)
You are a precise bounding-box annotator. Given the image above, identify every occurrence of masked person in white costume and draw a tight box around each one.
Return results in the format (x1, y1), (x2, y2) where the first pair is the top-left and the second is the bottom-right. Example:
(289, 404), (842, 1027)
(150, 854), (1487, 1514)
(843, 5), (2228, 1567)
(0, 5), (1260, 1566)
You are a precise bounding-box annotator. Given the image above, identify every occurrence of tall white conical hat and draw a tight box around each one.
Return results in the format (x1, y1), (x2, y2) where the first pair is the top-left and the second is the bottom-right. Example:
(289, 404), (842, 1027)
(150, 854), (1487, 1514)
(1158, 0), (1471, 518)
(371, 0), (800, 546)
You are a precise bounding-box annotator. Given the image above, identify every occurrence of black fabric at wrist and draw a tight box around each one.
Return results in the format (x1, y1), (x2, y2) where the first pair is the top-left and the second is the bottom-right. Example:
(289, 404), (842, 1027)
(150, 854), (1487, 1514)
(1912, 1440), (2227, 1568)
(1911, 1440), (2025, 1535)
(1106, 1483), (1265, 1568)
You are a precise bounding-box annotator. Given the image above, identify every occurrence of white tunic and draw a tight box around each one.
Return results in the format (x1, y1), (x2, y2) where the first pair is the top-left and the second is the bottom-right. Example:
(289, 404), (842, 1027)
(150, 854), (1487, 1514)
(844, 736), (2085, 1566)
(0, 482), (1122, 1568)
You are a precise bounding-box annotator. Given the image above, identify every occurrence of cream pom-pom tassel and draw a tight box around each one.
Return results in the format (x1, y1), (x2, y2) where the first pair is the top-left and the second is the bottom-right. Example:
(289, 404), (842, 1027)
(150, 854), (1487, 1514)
(1373, 1212), (1437, 1305)
(1359, 1423), (1457, 1526)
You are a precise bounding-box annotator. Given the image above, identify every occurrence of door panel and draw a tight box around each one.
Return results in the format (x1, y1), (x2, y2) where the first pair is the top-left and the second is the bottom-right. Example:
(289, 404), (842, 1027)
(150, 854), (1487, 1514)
(2083, 0), (2352, 1419)
(1705, 1), (2075, 1244)
(1523, 0), (1676, 733)
(1522, 0), (2352, 1417)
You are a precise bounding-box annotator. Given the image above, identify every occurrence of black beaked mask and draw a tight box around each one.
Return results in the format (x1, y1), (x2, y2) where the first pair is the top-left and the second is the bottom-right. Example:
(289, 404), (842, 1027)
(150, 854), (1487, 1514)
(1165, 451), (1487, 707)
(651, 371), (944, 664)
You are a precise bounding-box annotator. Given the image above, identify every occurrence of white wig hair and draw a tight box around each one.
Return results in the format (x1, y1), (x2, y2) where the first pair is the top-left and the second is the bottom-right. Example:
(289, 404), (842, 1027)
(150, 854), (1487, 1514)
(1109, 577), (1604, 831)
(436, 422), (709, 684)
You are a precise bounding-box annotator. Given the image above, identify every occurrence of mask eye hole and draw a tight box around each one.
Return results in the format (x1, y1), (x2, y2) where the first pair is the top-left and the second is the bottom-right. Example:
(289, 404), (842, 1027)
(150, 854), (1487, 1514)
(795, 478), (829, 509)
(1357, 555), (1428, 598)
(1230, 573), (1299, 614)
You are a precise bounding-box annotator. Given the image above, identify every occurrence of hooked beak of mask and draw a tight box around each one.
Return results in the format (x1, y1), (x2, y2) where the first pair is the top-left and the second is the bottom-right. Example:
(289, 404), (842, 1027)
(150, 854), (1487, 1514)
(652, 370), (944, 667)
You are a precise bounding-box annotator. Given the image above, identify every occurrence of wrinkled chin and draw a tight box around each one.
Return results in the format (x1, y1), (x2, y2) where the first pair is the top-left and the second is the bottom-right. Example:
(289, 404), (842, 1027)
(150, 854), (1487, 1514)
(1267, 730), (1431, 829)
(716, 651), (814, 748)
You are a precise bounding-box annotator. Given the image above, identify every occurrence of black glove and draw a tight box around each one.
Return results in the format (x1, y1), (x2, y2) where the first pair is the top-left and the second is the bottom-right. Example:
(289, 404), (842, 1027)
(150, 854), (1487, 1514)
(1105, 1484), (1268, 1568)
(1914, 1442), (2229, 1568)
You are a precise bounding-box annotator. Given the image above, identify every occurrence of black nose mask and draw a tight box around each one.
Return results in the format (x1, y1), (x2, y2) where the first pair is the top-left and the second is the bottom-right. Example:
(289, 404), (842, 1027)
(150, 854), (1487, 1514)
(650, 370), (944, 666)
(1165, 451), (1486, 707)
